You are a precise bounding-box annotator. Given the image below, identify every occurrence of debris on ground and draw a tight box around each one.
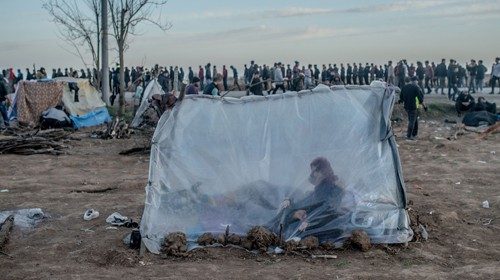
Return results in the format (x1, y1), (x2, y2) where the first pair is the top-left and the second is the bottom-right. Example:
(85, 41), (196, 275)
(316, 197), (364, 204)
(0, 208), (45, 229)
(246, 226), (278, 252)
(0, 215), (14, 251)
(299, 236), (319, 250)
(162, 232), (187, 256)
(348, 230), (372, 252)
(91, 117), (131, 140)
(119, 146), (151, 155)
(0, 129), (73, 155)
(83, 209), (99, 221)
(482, 200), (490, 209)
(197, 233), (215, 246)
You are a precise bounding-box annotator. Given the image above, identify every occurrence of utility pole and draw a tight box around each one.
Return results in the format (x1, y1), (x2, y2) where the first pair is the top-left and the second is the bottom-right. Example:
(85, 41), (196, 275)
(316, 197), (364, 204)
(101, 0), (110, 105)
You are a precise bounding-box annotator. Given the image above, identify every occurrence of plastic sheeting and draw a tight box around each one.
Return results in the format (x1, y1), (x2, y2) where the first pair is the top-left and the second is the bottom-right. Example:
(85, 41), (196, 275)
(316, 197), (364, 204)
(70, 107), (111, 129)
(140, 83), (412, 254)
(131, 79), (165, 127)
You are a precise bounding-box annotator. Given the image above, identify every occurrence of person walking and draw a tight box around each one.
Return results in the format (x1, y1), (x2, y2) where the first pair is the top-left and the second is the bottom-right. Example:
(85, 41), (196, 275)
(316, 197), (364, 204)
(399, 76), (425, 140)
(230, 65), (241, 91)
(222, 65), (228, 91)
(424, 61), (434, 94)
(476, 60), (487, 93)
(435, 59), (447, 94)
(447, 60), (459, 100)
(272, 62), (286, 94)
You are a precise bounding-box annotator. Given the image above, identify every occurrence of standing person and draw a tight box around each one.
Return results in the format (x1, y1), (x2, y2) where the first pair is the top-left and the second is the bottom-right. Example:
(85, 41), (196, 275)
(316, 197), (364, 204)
(286, 64), (292, 89)
(124, 67), (130, 88)
(340, 63), (346, 84)
(447, 60), (459, 100)
(304, 64), (312, 89)
(358, 63), (364, 85)
(424, 61), (434, 94)
(261, 65), (269, 91)
(352, 63), (358, 85)
(346, 63), (352, 85)
(203, 73), (222, 96)
(222, 65), (228, 91)
(490, 57), (500, 94)
(399, 77), (425, 140)
(476, 60), (487, 93)
(0, 74), (9, 127)
(292, 61), (300, 91)
(466, 60), (478, 93)
(314, 65), (320, 86)
(272, 62), (286, 94)
(188, 67), (194, 83)
(16, 69), (24, 83)
(230, 65), (241, 90)
(205, 63), (212, 86)
(387, 61), (395, 85)
(364, 63), (370, 85)
(244, 64), (250, 86)
(249, 71), (263, 96)
(173, 66), (179, 93)
(435, 59), (447, 94)
(416, 61), (425, 91)
(397, 61), (405, 88)
(198, 65), (204, 90)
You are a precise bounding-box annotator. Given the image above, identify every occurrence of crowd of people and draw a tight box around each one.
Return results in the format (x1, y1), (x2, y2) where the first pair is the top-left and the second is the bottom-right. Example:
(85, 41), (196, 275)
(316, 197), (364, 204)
(2, 57), (500, 110)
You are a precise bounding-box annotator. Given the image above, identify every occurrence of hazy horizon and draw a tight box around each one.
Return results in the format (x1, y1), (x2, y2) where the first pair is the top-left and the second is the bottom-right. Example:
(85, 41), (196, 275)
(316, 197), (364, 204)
(1, 0), (500, 71)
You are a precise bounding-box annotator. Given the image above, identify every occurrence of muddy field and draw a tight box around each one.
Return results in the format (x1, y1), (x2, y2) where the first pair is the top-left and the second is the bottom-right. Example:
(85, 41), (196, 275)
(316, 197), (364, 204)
(0, 95), (499, 279)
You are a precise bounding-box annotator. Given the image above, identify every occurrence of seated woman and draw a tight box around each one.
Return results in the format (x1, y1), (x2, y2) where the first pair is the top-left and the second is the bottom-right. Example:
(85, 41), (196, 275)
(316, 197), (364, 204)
(267, 157), (347, 242)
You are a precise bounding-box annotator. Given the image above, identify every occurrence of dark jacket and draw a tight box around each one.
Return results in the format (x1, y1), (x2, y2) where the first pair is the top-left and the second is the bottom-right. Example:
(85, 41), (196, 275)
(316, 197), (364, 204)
(456, 92), (475, 105)
(400, 83), (424, 111)
(476, 65), (487, 79)
(435, 63), (447, 77)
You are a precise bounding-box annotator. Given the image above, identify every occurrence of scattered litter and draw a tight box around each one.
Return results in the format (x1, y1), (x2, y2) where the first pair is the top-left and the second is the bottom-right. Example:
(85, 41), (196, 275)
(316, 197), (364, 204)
(491, 151), (496, 155)
(139, 261), (146, 266)
(434, 136), (445, 140)
(106, 212), (128, 226)
(83, 209), (99, 221)
(429, 211), (434, 215)
(106, 226), (118, 230)
(81, 225), (96, 233)
(0, 189), (8, 193)
(455, 182), (461, 185)
(477, 161), (487, 164)
(481, 218), (492, 226)
(0, 208), (45, 229)
(311, 254), (338, 259)
(418, 224), (429, 241)
(287, 237), (301, 243)
(105, 212), (138, 228)
(482, 201), (490, 209)
(274, 247), (284, 254)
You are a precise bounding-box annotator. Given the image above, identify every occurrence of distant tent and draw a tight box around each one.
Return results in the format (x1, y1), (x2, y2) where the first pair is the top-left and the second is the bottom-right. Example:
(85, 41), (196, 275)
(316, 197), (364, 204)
(55, 77), (111, 129)
(140, 83), (413, 254)
(131, 79), (165, 127)
(8, 79), (110, 128)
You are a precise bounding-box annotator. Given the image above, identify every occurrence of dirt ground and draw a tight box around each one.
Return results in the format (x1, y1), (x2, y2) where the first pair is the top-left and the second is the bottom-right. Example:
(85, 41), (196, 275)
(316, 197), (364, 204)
(0, 94), (499, 280)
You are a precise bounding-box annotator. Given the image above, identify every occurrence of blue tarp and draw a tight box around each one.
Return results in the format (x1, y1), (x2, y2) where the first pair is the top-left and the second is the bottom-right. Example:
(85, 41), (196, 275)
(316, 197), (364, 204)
(70, 107), (111, 129)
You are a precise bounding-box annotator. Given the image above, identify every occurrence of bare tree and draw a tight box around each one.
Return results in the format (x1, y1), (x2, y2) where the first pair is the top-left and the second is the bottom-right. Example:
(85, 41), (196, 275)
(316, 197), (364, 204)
(43, 0), (102, 88)
(108, 0), (171, 117)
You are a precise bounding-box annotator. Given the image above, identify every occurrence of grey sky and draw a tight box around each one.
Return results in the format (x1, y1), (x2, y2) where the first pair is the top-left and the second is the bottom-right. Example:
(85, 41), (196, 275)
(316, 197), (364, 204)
(1, 0), (499, 70)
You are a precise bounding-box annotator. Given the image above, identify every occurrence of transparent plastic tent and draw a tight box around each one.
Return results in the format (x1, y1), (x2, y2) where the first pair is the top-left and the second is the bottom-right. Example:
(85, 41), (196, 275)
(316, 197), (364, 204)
(131, 79), (165, 127)
(140, 83), (413, 253)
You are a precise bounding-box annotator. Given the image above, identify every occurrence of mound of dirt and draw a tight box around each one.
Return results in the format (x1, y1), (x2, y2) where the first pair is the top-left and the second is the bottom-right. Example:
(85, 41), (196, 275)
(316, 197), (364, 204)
(227, 234), (242, 245)
(348, 230), (371, 252)
(299, 236), (319, 250)
(162, 232), (187, 256)
(246, 226), (277, 252)
(197, 233), (215, 246)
